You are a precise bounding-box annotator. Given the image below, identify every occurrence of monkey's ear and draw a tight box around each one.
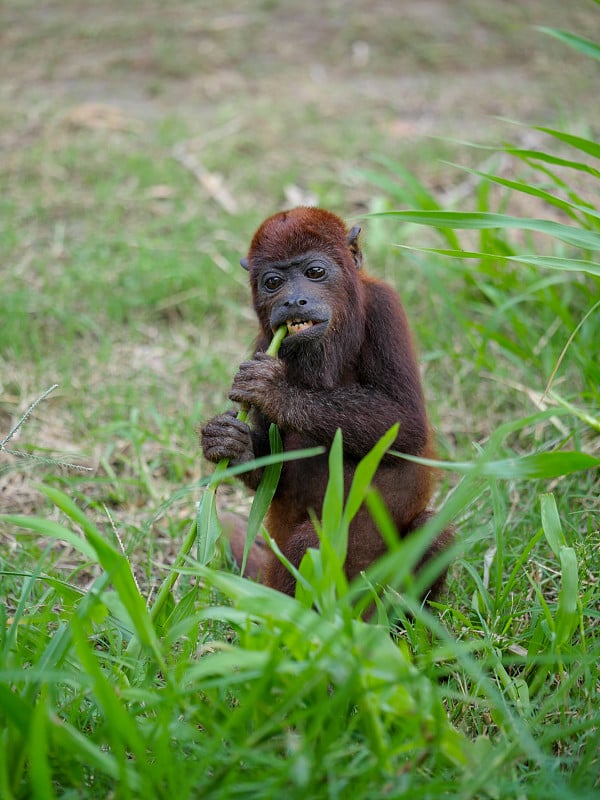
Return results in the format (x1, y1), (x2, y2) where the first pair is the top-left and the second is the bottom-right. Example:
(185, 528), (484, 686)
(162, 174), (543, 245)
(346, 226), (363, 269)
(240, 257), (250, 270)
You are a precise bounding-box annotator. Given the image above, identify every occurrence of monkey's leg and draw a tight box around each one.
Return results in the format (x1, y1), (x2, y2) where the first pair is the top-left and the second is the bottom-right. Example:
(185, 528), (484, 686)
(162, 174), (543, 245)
(219, 511), (269, 581)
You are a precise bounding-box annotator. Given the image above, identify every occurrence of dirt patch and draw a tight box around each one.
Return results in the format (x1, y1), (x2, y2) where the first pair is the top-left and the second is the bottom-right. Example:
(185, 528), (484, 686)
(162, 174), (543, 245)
(2, 1), (598, 144)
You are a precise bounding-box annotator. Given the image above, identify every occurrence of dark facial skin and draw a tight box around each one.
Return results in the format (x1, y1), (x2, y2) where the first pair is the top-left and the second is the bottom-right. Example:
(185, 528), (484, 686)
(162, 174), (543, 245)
(200, 207), (453, 600)
(257, 252), (336, 343)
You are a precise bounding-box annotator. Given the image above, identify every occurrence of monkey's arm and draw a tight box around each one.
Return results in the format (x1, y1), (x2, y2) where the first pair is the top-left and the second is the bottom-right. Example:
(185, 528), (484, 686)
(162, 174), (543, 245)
(228, 355), (428, 460)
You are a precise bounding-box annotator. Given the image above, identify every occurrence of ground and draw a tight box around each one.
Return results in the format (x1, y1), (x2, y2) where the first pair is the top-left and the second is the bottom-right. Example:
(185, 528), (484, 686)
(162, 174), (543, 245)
(3, 1), (598, 191)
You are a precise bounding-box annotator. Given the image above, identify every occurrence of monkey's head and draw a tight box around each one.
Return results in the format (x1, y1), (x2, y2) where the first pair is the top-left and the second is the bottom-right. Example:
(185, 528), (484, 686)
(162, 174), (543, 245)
(241, 208), (364, 351)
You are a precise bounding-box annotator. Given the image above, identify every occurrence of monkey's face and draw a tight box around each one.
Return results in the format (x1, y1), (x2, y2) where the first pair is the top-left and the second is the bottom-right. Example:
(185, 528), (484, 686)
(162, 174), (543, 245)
(254, 252), (342, 345)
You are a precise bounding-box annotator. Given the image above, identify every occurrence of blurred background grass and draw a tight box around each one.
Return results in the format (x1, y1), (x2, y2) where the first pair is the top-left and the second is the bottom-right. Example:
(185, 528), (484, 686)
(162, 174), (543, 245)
(2, 0), (597, 475)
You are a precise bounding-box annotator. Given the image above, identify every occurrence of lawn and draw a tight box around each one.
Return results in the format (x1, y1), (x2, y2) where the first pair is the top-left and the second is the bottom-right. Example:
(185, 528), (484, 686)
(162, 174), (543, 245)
(1, 2), (599, 798)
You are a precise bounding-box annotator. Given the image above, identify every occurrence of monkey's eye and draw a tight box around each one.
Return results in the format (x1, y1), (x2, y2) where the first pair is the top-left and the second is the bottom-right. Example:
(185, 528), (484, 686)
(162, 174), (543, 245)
(305, 265), (326, 280)
(263, 274), (283, 292)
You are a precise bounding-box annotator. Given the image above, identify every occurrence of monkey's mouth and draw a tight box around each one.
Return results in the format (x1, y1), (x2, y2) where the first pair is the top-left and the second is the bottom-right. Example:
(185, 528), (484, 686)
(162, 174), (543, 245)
(286, 319), (316, 335)
(272, 314), (329, 342)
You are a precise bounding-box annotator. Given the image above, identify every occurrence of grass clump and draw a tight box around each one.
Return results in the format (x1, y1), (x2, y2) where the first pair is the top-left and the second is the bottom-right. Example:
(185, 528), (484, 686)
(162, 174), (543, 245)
(1, 416), (598, 797)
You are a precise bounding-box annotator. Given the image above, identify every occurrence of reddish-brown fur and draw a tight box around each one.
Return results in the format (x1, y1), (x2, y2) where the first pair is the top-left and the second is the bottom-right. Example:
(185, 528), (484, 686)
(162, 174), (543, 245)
(201, 207), (452, 598)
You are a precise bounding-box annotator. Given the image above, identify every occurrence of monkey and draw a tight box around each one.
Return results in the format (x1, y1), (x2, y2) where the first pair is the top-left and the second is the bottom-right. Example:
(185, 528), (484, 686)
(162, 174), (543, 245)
(200, 207), (452, 599)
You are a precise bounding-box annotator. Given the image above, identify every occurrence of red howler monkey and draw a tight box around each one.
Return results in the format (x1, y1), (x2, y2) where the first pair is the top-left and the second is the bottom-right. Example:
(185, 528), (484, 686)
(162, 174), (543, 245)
(201, 207), (452, 598)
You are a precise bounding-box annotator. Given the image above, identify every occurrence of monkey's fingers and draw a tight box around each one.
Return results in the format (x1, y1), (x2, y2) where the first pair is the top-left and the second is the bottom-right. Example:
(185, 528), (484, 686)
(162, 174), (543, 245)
(201, 413), (251, 439)
(200, 416), (253, 463)
(227, 386), (256, 406)
(202, 436), (251, 463)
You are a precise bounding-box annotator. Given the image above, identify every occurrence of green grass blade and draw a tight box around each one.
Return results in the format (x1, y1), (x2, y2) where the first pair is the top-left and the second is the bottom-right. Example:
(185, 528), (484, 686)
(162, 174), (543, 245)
(548, 391), (600, 432)
(537, 27), (600, 62)
(395, 450), (600, 479)
(197, 445), (325, 485)
(364, 488), (402, 552)
(149, 519), (196, 624)
(25, 622), (74, 701)
(503, 146), (600, 179)
(496, 528), (545, 610)
(51, 719), (130, 788)
(0, 681), (131, 793)
(539, 493), (566, 557)
(0, 684), (31, 732)
(343, 424), (399, 526)
(533, 126), (600, 160)
(0, 515), (97, 561)
(194, 563), (316, 624)
(311, 430), (348, 606)
(375, 210), (600, 250)
(196, 485), (221, 565)
(487, 452), (600, 479)
(447, 163), (597, 222)
(38, 486), (163, 663)
(395, 245), (600, 278)
(321, 429), (344, 537)
(29, 691), (53, 800)
(242, 424), (283, 574)
(70, 616), (148, 768)
(556, 547), (580, 648)
(366, 155), (463, 249)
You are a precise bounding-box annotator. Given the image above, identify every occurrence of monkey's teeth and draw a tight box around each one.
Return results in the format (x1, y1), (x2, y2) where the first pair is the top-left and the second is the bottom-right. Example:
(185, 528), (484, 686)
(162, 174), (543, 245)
(287, 320), (314, 334)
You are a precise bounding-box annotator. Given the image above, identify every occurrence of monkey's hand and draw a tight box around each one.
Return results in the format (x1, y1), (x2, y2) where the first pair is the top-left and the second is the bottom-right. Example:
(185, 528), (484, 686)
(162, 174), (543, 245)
(200, 409), (255, 466)
(228, 353), (287, 419)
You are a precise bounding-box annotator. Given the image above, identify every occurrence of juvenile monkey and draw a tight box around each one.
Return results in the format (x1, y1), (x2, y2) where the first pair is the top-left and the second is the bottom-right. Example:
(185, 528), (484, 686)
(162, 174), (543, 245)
(201, 207), (452, 596)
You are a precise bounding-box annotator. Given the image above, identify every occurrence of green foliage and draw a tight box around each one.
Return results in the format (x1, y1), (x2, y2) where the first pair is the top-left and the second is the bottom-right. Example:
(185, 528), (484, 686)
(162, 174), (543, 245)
(366, 111), (600, 404)
(355, 28), (600, 795)
(0, 437), (465, 798)
(2, 410), (598, 797)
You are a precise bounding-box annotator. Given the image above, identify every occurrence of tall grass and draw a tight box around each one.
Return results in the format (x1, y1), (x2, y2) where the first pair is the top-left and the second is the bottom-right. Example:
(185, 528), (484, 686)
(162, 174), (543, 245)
(2, 415), (598, 797)
(1, 24), (599, 800)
